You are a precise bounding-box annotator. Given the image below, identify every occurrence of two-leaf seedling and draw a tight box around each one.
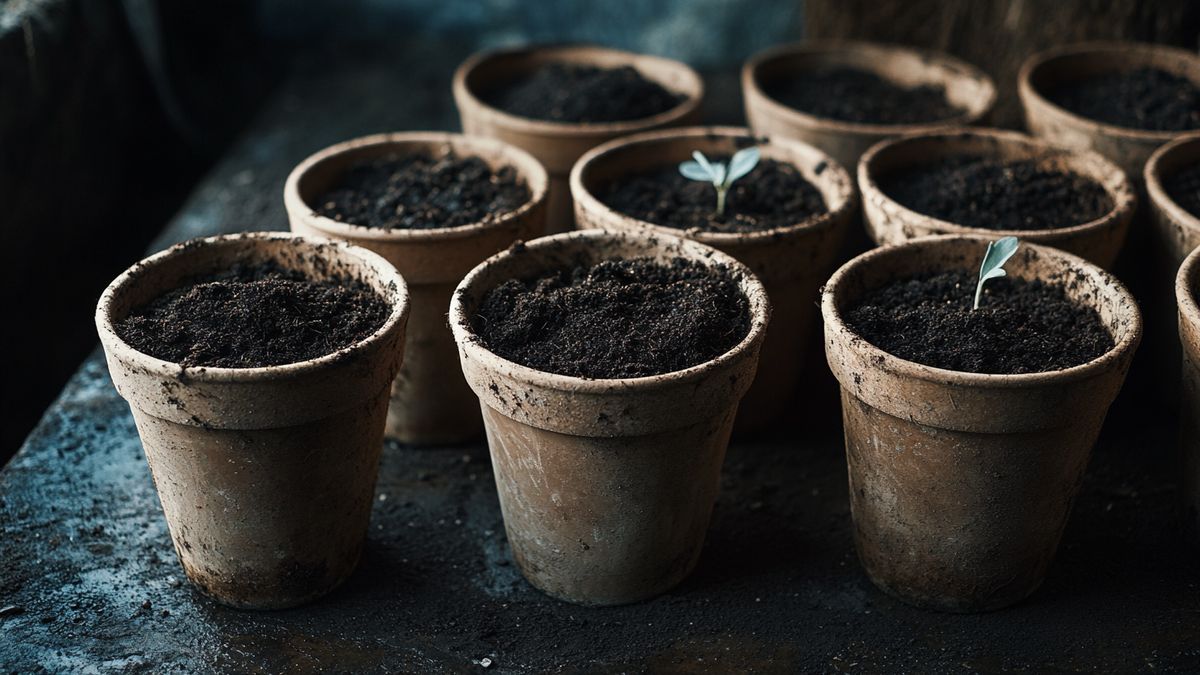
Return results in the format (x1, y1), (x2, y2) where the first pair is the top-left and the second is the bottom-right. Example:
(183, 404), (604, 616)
(974, 236), (1020, 310)
(679, 147), (761, 216)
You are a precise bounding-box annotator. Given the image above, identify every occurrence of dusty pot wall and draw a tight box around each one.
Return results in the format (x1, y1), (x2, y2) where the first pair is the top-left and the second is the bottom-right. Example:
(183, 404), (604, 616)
(1178, 247), (1200, 541)
(822, 236), (1140, 612)
(453, 44), (703, 233)
(859, 128), (1136, 269)
(742, 41), (996, 173)
(570, 126), (855, 432)
(449, 229), (770, 606)
(285, 132), (548, 445)
(95, 233), (411, 609)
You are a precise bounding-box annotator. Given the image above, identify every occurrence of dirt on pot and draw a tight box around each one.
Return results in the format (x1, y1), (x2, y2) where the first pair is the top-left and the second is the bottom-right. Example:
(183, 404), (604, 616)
(761, 67), (965, 125)
(482, 63), (685, 124)
(1164, 163), (1200, 220)
(598, 157), (828, 234)
(1047, 67), (1200, 132)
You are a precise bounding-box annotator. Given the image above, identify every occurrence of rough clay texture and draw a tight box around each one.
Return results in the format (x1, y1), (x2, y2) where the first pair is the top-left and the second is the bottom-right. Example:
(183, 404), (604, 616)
(762, 67), (964, 124)
(1047, 67), (1200, 132)
(483, 63), (685, 124)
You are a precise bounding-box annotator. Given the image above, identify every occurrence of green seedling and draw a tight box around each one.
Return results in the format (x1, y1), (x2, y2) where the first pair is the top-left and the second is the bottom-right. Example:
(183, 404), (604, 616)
(973, 236), (1020, 310)
(679, 147), (761, 216)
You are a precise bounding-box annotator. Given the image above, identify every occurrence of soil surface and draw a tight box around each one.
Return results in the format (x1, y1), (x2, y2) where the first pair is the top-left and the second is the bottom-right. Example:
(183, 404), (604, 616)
(115, 261), (390, 368)
(483, 63), (685, 124)
(878, 157), (1113, 231)
(472, 257), (750, 378)
(1047, 67), (1200, 132)
(844, 270), (1114, 374)
(600, 156), (828, 234)
(762, 67), (964, 124)
(313, 151), (530, 229)
(1164, 163), (1200, 220)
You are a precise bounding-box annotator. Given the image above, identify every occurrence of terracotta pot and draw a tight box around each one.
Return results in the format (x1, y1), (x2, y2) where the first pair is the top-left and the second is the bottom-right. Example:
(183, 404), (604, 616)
(570, 126), (855, 432)
(859, 128), (1136, 269)
(822, 236), (1140, 612)
(285, 132), (547, 445)
(95, 233), (411, 609)
(453, 44), (703, 233)
(1147, 133), (1200, 268)
(742, 41), (996, 173)
(1176, 246), (1200, 540)
(449, 229), (770, 605)
(1019, 41), (1200, 182)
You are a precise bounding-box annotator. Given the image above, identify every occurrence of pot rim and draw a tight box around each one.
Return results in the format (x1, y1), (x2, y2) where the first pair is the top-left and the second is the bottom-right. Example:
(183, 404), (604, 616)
(283, 131), (549, 242)
(449, 228), (770, 392)
(1178, 238), (1200, 328)
(451, 43), (704, 137)
(858, 126), (1137, 239)
(741, 40), (997, 135)
(95, 231), (411, 383)
(822, 234), (1141, 389)
(569, 125), (856, 244)
(1146, 131), (1200, 233)
(1018, 41), (1200, 143)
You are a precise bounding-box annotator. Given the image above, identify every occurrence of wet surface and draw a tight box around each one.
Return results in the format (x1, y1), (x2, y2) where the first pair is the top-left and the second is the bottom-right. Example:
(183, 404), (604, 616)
(3, 40), (1200, 673)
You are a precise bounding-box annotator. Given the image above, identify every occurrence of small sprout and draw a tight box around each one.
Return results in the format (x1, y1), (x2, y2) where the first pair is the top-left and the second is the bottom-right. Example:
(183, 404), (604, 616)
(679, 147), (761, 216)
(973, 236), (1020, 310)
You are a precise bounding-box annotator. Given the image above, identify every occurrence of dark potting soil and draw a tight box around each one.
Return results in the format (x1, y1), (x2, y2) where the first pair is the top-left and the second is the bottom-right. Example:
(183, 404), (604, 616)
(600, 157), (828, 234)
(472, 257), (751, 378)
(762, 67), (964, 125)
(1046, 67), (1200, 132)
(313, 151), (530, 230)
(116, 261), (390, 368)
(1164, 163), (1200, 220)
(844, 270), (1114, 374)
(484, 63), (685, 124)
(878, 157), (1113, 231)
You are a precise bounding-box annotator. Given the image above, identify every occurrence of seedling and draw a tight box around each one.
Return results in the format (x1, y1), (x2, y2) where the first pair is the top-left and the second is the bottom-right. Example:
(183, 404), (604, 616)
(679, 147), (761, 216)
(973, 236), (1020, 310)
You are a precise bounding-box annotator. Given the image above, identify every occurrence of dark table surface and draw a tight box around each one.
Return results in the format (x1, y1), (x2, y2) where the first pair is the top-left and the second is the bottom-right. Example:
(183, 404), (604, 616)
(3, 41), (1200, 674)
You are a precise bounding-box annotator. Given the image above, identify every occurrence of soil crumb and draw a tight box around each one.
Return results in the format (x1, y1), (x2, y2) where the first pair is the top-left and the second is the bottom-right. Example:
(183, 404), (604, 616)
(1047, 67), (1200, 132)
(484, 63), (685, 124)
(762, 67), (964, 125)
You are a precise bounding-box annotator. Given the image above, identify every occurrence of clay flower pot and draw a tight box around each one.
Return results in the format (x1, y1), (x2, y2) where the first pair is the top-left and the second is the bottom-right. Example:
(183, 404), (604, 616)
(453, 44), (703, 232)
(742, 41), (996, 172)
(95, 233), (411, 609)
(285, 132), (547, 445)
(1176, 245), (1200, 539)
(1019, 41), (1200, 182)
(449, 229), (770, 605)
(822, 236), (1140, 612)
(1146, 133), (1200, 268)
(859, 128), (1136, 269)
(570, 126), (855, 431)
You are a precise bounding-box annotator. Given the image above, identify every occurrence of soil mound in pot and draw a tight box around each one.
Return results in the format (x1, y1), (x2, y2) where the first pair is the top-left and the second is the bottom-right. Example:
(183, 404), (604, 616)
(1165, 164), (1200, 220)
(314, 151), (530, 230)
(472, 257), (750, 378)
(1046, 67), (1200, 132)
(761, 67), (964, 125)
(116, 261), (390, 368)
(878, 157), (1113, 231)
(483, 63), (685, 124)
(844, 270), (1113, 374)
(600, 156), (828, 234)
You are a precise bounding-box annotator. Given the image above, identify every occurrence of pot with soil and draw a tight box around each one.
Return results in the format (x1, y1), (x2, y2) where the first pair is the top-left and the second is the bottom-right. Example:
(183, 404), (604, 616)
(1146, 133), (1200, 268)
(1175, 245), (1200, 540)
(570, 126), (854, 431)
(453, 44), (703, 232)
(859, 128), (1136, 269)
(742, 41), (996, 173)
(822, 235), (1140, 612)
(95, 232), (411, 609)
(449, 229), (770, 605)
(285, 132), (547, 445)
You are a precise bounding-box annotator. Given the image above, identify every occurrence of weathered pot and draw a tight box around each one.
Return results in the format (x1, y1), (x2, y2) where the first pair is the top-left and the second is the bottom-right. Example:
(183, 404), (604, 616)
(742, 41), (996, 173)
(285, 132), (547, 445)
(453, 44), (703, 233)
(570, 126), (855, 432)
(95, 233), (411, 609)
(1177, 245), (1200, 540)
(859, 128), (1136, 269)
(1147, 133), (1200, 268)
(449, 229), (770, 605)
(1019, 41), (1200, 182)
(822, 236), (1140, 612)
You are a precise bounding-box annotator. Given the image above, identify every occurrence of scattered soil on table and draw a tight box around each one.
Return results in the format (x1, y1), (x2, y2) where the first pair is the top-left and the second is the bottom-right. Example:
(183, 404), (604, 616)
(1046, 67), (1200, 132)
(878, 157), (1113, 231)
(116, 261), (390, 368)
(762, 67), (964, 125)
(600, 156), (828, 234)
(483, 63), (685, 124)
(472, 257), (750, 378)
(1164, 164), (1200, 220)
(844, 270), (1113, 374)
(313, 151), (530, 230)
